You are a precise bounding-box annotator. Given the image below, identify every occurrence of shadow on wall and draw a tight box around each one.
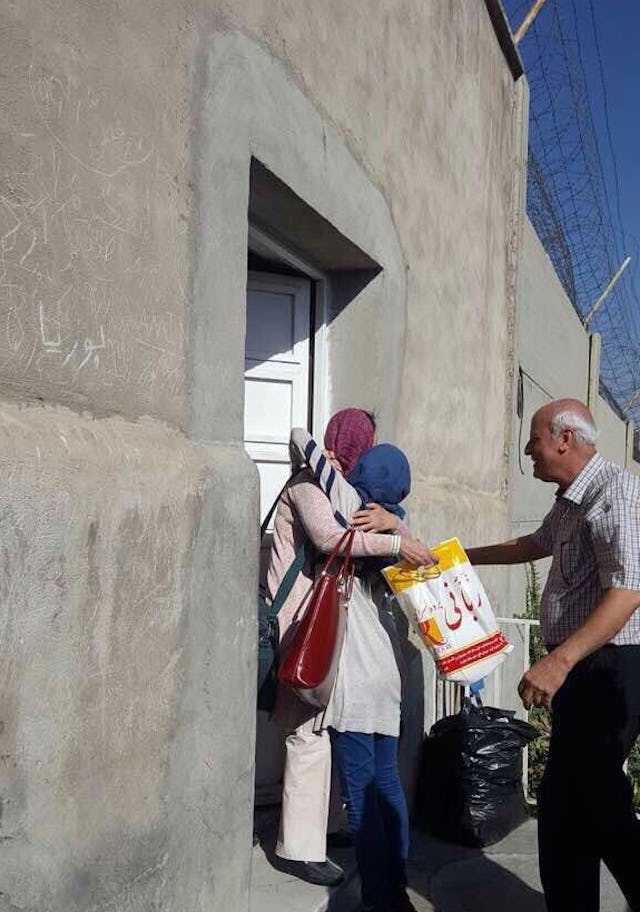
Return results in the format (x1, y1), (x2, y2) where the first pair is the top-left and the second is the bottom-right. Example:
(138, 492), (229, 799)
(247, 158), (382, 366)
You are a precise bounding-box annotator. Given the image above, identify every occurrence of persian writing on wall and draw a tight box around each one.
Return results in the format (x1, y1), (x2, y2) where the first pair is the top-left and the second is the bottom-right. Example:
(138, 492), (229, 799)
(0, 61), (189, 420)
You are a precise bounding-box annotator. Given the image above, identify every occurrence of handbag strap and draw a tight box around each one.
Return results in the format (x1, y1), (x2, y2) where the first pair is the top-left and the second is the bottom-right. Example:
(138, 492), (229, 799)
(318, 526), (356, 577)
(260, 470), (356, 620)
(268, 526), (354, 622)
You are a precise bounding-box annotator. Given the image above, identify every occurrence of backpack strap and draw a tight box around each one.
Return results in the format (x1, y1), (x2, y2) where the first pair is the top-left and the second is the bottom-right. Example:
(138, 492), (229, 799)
(266, 542), (308, 620)
(260, 470), (308, 619)
(260, 477), (292, 540)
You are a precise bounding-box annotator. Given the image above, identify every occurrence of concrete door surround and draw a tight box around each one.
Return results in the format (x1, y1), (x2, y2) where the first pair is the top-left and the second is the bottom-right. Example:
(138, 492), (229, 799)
(183, 26), (410, 911)
(188, 27), (407, 446)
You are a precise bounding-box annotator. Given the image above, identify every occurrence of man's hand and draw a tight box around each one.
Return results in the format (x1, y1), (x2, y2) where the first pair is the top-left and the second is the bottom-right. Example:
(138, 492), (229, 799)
(517, 588), (640, 711)
(517, 651), (572, 710)
(352, 503), (400, 533)
(398, 537), (439, 568)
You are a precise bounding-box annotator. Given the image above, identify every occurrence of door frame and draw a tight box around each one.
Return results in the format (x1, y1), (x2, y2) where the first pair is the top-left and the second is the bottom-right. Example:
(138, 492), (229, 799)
(248, 223), (329, 441)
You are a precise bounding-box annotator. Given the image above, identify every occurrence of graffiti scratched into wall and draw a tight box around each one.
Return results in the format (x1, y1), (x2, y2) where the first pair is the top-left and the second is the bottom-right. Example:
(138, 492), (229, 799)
(0, 62), (188, 412)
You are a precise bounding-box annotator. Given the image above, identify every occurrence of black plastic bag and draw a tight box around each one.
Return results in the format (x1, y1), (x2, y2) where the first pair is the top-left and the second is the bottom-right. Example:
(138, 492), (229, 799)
(416, 697), (537, 847)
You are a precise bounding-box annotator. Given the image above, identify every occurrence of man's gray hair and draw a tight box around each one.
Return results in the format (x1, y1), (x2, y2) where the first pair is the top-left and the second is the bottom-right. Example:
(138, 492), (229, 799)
(549, 410), (599, 445)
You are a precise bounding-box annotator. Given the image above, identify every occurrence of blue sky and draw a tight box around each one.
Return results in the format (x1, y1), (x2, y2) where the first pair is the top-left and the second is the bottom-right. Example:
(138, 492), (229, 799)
(503, 0), (640, 411)
(569, 0), (640, 282)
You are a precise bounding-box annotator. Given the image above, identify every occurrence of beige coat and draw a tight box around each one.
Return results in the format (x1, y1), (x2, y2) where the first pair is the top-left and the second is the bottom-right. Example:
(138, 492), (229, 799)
(266, 469), (400, 728)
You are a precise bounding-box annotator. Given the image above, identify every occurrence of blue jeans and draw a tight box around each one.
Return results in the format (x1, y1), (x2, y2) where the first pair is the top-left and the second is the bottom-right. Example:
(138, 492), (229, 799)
(330, 730), (409, 909)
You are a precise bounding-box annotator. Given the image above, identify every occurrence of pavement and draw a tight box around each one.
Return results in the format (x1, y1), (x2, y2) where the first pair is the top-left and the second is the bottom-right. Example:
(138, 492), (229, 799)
(250, 815), (630, 912)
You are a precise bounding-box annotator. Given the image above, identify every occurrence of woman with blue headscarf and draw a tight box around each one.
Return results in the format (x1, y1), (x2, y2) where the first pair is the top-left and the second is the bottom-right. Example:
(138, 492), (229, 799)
(348, 443), (411, 529)
(289, 428), (433, 912)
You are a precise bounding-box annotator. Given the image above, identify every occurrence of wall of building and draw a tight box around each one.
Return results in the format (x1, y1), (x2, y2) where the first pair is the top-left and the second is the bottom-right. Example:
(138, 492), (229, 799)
(0, 2), (526, 909)
(595, 395), (628, 463)
(505, 218), (638, 626)
(510, 218), (590, 551)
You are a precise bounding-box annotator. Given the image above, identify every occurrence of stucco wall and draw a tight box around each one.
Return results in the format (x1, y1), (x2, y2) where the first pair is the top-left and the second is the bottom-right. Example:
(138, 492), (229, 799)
(0, 2), (524, 909)
(506, 219), (633, 622)
(517, 219), (590, 404)
(0, 6), (190, 426)
(0, 406), (259, 911)
(511, 219), (590, 546)
(595, 395), (628, 464)
(206, 1), (526, 568)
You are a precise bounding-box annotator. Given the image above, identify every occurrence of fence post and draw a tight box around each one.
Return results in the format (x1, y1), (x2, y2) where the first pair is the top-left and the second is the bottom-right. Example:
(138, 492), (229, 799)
(587, 333), (601, 410)
(625, 421), (635, 468)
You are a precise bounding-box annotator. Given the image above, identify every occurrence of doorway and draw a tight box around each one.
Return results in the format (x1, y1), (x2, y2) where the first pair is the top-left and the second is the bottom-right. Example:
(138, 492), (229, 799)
(244, 271), (312, 526)
(244, 233), (328, 806)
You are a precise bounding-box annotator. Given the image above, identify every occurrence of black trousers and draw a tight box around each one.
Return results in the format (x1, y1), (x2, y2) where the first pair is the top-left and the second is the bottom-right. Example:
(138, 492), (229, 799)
(538, 644), (640, 912)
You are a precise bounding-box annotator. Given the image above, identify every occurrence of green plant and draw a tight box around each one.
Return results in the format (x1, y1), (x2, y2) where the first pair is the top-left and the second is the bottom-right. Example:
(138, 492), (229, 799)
(628, 741), (640, 811)
(519, 562), (640, 811)
(517, 562), (550, 803)
(524, 560), (542, 621)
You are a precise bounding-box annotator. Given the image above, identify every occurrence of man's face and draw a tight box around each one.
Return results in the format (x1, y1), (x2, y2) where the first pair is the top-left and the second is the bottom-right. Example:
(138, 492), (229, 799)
(524, 412), (561, 482)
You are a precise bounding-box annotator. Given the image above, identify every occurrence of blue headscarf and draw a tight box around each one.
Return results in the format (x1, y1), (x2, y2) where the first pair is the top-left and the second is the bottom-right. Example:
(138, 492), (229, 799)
(347, 444), (411, 519)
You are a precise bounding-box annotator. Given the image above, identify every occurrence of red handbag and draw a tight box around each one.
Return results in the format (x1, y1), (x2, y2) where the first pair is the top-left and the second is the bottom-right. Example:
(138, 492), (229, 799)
(277, 527), (355, 709)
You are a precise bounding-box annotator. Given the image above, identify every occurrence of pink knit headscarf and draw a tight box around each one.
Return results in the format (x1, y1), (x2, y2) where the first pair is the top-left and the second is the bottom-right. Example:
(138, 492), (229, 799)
(323, 408), (376, 476)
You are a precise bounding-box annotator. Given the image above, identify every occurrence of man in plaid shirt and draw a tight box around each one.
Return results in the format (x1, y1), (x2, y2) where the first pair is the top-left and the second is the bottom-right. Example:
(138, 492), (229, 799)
(468, 398), (640, 912)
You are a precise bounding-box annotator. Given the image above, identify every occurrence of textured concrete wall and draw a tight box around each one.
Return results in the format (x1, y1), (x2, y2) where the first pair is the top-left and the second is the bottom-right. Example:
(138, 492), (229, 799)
(0, 5), (191, 426)
(595, 395), (628, 464)
(188, 26), (407, 443)
(0, 1), (525, 908)
(516, 220), (590, 405)
(394, 8), (527, 609)
(511, 219), (590, 544)
(0, 406), (259, 911)
(506, 220), (631, 622)
(210, 0), (527, 800)
(208, 3), (526, 579)
(507, 221), (591, 620)
(1, 3), (261, 909)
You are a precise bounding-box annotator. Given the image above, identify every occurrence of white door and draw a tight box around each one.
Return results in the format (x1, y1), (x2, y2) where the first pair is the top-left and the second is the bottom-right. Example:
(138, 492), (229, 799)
(244, 272), (311, 526)
(245, 271), (312, 805)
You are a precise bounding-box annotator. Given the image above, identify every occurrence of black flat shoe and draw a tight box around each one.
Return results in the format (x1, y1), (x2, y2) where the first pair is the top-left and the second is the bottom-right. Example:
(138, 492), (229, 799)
(275, 857), (345, 886)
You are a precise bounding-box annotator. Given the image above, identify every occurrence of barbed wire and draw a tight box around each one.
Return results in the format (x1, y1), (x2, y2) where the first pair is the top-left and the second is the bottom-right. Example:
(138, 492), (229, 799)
(502, 0), (640, 445)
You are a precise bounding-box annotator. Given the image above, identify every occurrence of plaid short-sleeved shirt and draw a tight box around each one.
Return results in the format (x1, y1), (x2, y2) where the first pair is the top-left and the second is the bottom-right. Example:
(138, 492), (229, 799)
(532, 453), (640, 646)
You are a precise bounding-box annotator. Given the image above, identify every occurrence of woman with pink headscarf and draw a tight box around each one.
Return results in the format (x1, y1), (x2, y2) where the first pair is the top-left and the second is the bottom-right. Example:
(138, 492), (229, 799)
(323, 408), (379, 477)
(265, 409), (432, 889)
